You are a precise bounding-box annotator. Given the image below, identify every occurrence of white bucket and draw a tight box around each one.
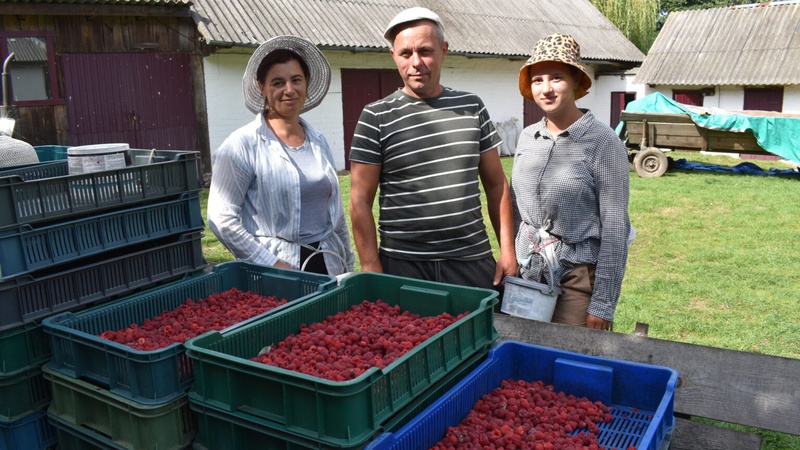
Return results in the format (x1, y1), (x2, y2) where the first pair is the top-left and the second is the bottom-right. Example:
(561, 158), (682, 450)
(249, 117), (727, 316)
(501, 276), (561, 322)
(67, 143), (129, 174)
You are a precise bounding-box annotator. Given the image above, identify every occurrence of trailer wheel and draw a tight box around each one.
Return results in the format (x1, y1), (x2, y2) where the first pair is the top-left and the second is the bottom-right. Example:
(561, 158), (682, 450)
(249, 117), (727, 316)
(633, 148), (668, 178)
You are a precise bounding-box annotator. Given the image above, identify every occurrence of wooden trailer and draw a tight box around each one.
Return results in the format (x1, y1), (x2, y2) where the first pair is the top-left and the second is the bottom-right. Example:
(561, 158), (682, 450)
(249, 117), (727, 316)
(619, 111), (769, 178)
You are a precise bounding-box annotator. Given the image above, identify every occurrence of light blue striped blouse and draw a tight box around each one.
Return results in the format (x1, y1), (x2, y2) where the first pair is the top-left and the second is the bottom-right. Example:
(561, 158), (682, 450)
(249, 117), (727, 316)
(207, 113), (354, 275)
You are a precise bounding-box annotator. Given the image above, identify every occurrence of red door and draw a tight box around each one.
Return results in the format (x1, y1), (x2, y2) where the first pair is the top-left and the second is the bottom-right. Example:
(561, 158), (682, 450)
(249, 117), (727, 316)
(611, 92), (637, 130)
(61, 53), (197, 150)
(341, 69), (403, 169)
(523, 98), (545, 128)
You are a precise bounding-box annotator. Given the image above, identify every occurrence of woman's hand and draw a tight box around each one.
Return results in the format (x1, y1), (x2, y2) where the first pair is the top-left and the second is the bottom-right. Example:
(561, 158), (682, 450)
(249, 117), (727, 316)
(586, 314), (612, 331)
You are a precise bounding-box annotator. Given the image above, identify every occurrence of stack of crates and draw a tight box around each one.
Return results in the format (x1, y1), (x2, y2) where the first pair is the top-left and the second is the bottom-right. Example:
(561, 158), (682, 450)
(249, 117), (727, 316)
(183, 272), (500, 449)
(41, 261), (338, 448)
(0, 146), (208, 449)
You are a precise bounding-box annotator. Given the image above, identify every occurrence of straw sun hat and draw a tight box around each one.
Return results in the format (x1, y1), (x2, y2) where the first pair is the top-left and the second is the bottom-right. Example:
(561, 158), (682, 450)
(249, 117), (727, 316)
(518, 34), (592, 101)
(242, 35), (332, 114)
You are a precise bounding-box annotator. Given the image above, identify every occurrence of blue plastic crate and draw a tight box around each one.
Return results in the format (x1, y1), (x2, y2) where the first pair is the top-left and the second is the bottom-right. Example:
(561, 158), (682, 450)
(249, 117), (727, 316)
(0, 192), (204, 279)
(0, 231), (207, 332)
(366, 340), (678, 450)
(32, 145), (70, 162)
(0, 410), (57, 450)
(42, 261), (336, 404)
(0, 148), (200, 231)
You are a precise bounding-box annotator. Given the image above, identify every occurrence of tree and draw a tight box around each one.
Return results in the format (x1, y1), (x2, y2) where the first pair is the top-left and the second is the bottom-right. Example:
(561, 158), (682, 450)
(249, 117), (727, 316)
(659, 0), (761, 29)
(590, 0), (659, 53)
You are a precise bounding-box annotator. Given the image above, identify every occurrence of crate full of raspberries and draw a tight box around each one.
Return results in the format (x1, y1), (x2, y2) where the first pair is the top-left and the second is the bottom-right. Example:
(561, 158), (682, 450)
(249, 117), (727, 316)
(366, 340), (678, 450)
(184, 272), (499, 448)
(42, 261), (337, 405)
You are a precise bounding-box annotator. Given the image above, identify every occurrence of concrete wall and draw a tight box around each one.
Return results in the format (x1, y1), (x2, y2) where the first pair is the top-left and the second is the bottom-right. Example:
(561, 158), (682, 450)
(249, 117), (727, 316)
(204, 48), (635, 170)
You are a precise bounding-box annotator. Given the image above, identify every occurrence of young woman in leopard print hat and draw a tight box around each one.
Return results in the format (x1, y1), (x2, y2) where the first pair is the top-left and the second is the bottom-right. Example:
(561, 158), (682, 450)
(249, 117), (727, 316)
(508, 34), (632, 330)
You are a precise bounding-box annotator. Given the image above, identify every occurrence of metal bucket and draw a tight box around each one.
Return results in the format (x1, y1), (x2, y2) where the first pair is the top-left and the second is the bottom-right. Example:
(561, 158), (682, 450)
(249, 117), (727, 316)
(67, 143), (129, 174)
(501, 276), (561, 322)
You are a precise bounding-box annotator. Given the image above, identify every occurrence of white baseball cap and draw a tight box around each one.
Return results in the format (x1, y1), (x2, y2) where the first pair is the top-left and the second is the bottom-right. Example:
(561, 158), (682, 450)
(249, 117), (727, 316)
(383, 7), (445, 43)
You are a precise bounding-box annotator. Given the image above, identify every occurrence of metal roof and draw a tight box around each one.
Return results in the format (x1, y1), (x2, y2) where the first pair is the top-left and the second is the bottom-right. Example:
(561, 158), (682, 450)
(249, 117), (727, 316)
(635, 1), (800, 86)
(191, 0), (644, 63)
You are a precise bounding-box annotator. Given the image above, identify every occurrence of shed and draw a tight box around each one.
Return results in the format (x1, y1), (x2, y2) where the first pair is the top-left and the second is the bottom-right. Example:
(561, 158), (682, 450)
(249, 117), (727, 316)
(0, 0), (211, 177)
(634, 1), (800, 116)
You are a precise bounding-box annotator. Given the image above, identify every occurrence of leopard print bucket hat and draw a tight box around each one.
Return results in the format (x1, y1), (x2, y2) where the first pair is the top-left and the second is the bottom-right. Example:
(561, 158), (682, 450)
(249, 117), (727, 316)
(519, 34), (592, 101)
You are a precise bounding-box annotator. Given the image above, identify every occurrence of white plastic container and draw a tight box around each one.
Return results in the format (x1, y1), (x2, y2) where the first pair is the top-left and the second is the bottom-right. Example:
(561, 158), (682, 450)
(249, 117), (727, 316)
(67, 143), (129, 174)
(501, 276), (561, 322)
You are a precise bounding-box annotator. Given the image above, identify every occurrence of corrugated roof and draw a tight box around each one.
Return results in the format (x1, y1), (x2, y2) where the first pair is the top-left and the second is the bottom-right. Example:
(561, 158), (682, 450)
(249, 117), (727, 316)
(191, 0), (645, 63)
(0, 0), (189, 5)
(635, 1), (800, 86)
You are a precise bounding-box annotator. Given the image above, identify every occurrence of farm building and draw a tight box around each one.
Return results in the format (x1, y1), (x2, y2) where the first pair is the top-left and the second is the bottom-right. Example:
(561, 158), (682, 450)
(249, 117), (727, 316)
(190, 0), (645, 170)
(635, 1), (800, 114)
(1, 0), (645, 175)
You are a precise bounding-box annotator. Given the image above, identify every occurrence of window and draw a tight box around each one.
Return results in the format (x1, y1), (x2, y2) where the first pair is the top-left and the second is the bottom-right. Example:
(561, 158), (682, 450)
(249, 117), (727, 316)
(672, 90), (704, 107)
(1, 32), (62, 106)
(743, 87), (783, 112)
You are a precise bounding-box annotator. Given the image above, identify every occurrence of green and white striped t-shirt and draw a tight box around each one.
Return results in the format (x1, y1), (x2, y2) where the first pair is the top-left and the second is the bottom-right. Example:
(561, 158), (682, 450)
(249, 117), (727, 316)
(349, 88), (502, 261)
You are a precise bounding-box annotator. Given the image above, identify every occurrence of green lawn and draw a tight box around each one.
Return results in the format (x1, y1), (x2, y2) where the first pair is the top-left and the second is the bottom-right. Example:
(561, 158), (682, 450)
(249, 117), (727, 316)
(199, 153), (800, 448)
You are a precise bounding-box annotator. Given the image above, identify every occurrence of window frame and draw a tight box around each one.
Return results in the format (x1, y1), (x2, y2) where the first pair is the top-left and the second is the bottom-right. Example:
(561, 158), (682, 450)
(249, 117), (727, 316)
(1, 31), (63, 107)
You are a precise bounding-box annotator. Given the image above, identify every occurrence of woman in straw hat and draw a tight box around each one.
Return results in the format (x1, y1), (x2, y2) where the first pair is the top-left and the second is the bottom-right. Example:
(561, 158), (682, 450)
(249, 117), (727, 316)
(509, 34), (631, 330)
(207, 35), (354, 276)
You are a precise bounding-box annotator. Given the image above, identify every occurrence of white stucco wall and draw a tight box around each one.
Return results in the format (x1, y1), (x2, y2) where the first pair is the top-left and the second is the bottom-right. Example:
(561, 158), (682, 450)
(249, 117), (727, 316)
(204, 48), (635, 171)
(639, 85), (800, 113)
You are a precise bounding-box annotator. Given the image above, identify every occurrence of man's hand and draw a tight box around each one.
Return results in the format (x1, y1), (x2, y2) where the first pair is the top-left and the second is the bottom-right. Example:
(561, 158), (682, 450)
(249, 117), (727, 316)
(493, 251), (519, 286)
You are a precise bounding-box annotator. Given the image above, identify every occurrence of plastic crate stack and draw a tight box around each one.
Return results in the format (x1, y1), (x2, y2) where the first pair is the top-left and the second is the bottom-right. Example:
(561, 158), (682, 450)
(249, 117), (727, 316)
(0, 146), (208, 449)
(40, 261), (338, 449)
(182, 272), (500, 450)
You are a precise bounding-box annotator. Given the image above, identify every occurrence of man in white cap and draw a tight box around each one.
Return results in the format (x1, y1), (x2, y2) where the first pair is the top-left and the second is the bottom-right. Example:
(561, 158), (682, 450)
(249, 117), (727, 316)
(349, 7), (517, 292)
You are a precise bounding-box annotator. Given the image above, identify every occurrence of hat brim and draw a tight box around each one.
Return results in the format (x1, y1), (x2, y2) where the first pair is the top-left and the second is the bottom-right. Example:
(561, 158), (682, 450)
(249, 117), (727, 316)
(242, 36), (332, 114)
(518, 61), (592, 101)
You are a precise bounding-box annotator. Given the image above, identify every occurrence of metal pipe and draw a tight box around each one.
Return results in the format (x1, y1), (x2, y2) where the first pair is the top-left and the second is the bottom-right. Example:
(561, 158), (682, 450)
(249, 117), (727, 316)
(2, 52), (15, 115)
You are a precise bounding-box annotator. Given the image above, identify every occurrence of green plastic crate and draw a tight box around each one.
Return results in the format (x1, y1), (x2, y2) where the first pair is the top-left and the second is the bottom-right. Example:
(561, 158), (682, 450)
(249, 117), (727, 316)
(0, 363), (51, 422)
(0, 192), (204, 279)
(189, 349), (489, 450)
(0, 322), (50, 376)
(184, 272), (498, 448)
(44, 365), (196, 450)
(0, 231), (207, 332)
(0, 160), (68, 181)
(0, 410), (57, 450)
(0, 149), (200, 230)
(42, 261), (336, 404)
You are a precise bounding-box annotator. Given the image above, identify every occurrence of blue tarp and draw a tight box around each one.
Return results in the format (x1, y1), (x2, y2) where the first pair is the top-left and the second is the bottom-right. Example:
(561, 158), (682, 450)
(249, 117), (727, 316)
(674, 159), (799, 176)
(618, 93), (800, 165)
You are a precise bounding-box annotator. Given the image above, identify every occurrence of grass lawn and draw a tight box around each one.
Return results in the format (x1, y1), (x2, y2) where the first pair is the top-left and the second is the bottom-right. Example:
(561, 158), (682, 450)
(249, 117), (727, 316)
(199, 152), (800, 449)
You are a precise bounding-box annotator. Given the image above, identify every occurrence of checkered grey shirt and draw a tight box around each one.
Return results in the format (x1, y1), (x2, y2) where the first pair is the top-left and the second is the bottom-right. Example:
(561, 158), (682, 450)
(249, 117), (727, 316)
(510, 110), (630, 322)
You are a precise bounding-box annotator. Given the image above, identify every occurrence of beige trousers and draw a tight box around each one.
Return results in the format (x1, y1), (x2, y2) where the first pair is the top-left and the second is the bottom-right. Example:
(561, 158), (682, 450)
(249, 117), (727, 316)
(550, 264), (596, 326)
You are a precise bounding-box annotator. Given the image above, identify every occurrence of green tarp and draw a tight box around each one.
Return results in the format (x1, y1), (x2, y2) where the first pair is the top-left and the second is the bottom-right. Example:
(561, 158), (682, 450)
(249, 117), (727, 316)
(619, 92), (800, 165)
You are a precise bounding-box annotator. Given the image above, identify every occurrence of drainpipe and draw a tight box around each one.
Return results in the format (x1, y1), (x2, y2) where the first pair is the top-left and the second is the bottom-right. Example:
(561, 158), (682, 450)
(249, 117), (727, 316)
(2, 52), (14, 117)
